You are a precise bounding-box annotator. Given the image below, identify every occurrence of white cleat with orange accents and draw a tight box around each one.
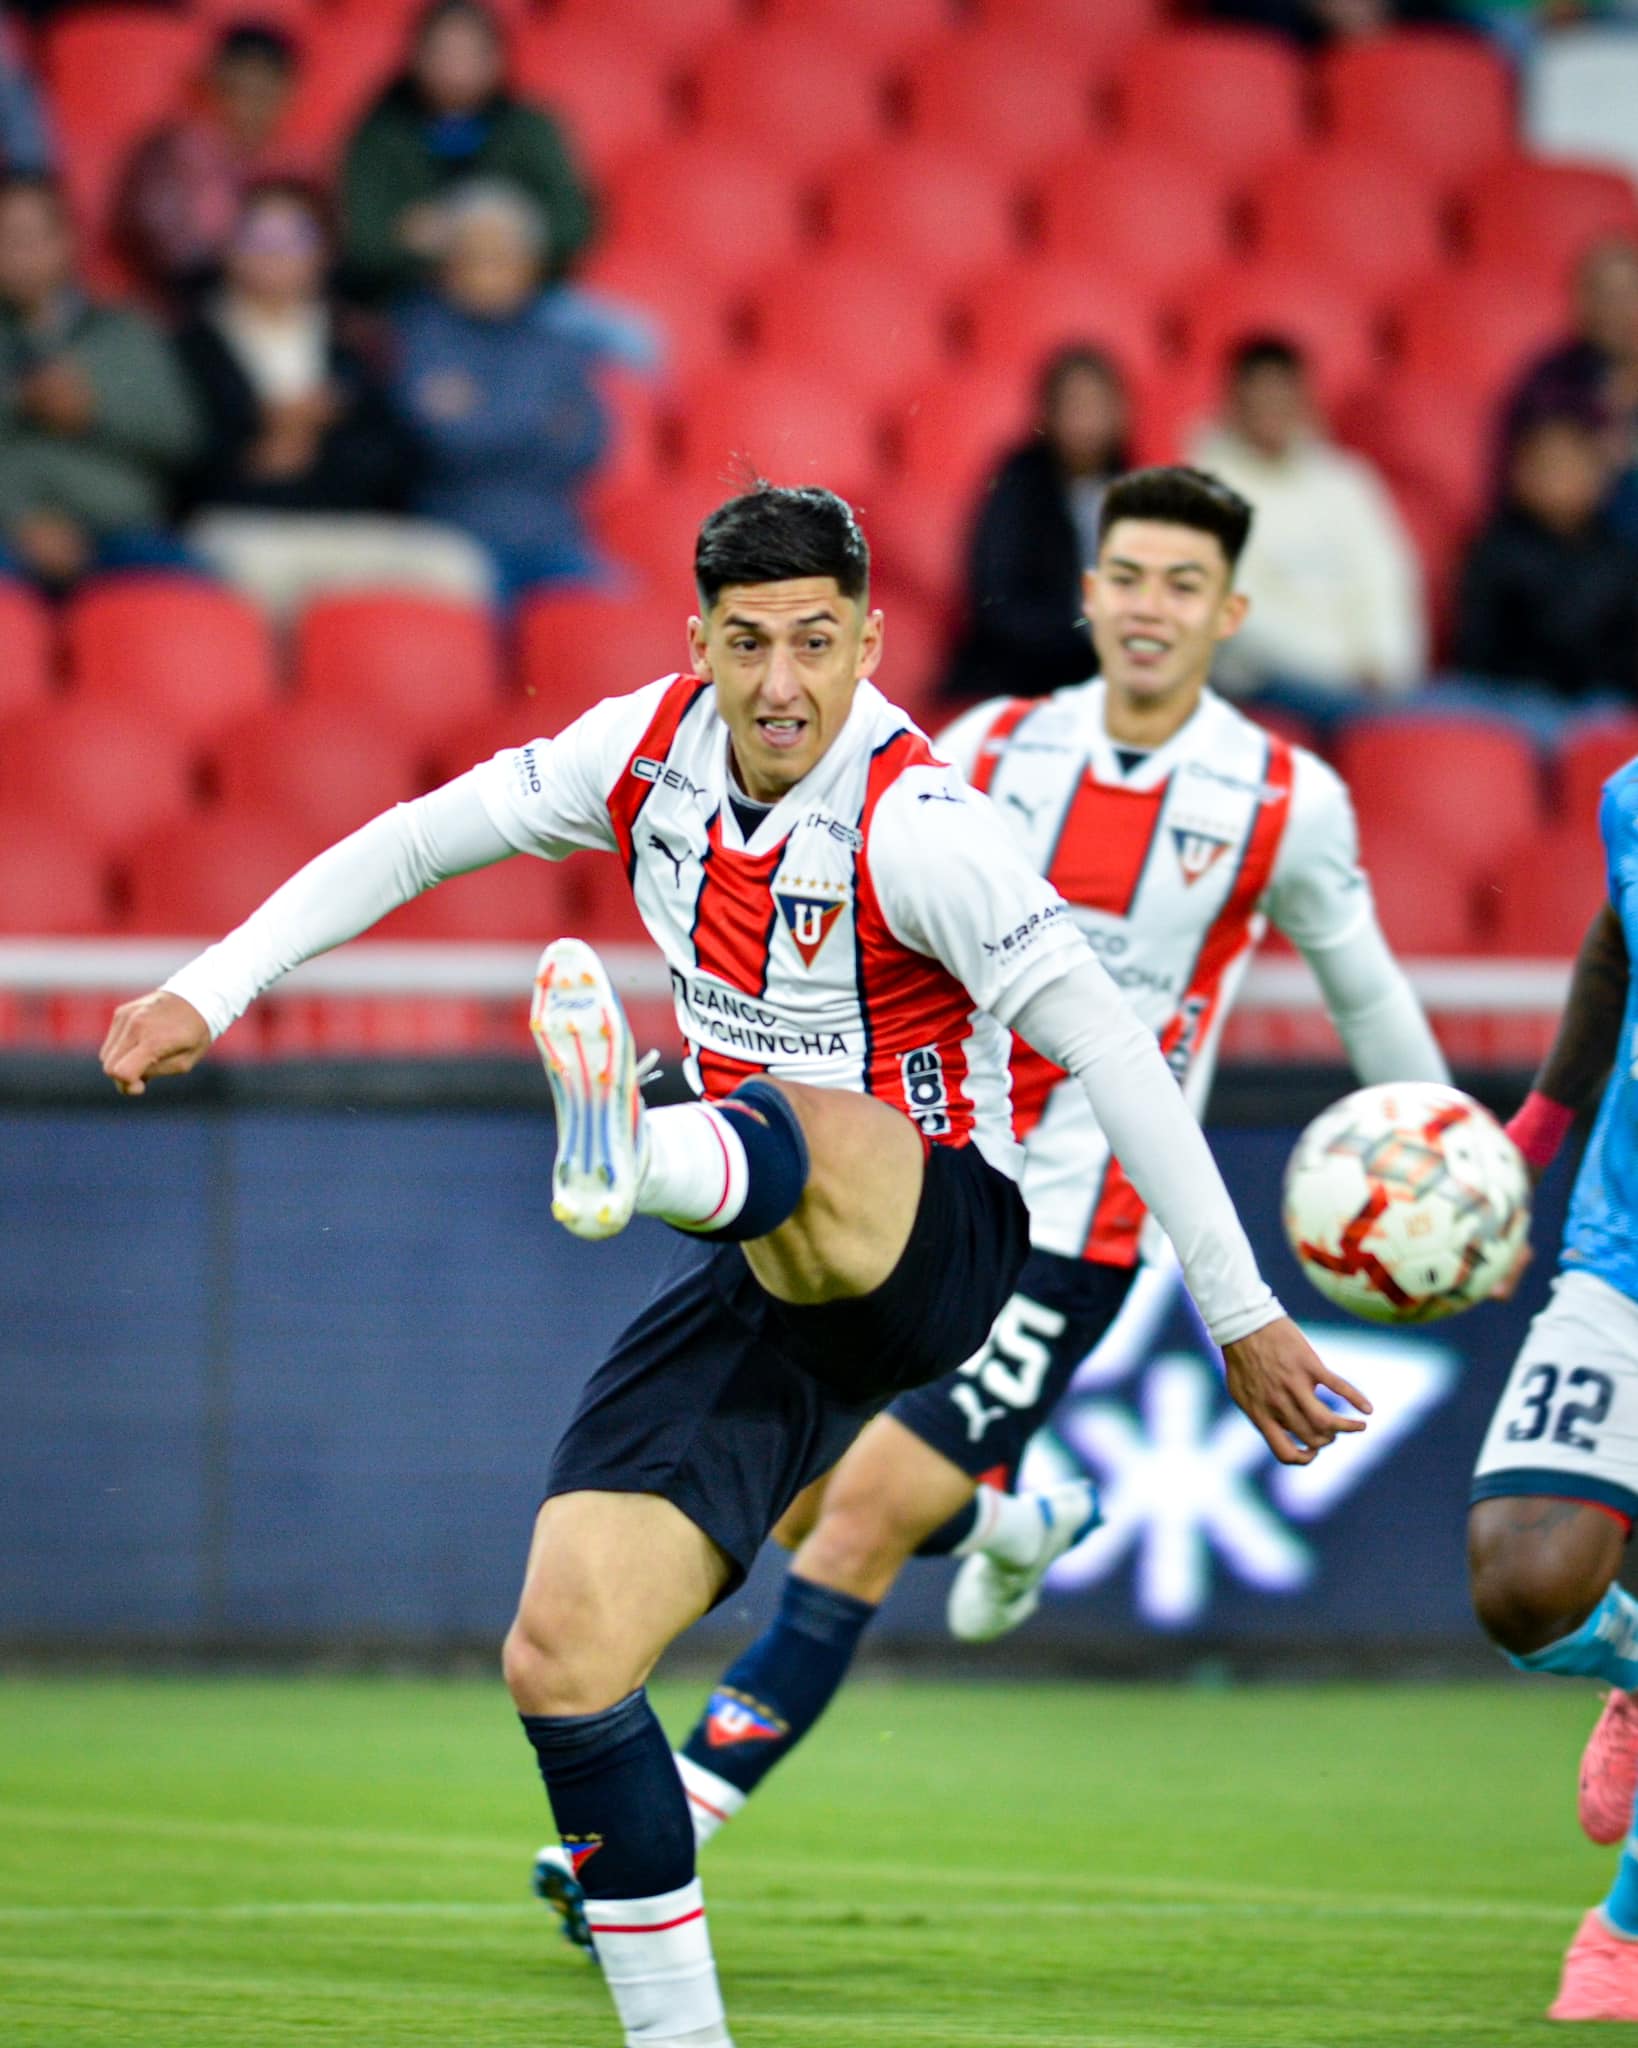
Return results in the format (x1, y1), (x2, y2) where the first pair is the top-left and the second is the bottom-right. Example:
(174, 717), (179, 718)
(530, 938), (645, 1241)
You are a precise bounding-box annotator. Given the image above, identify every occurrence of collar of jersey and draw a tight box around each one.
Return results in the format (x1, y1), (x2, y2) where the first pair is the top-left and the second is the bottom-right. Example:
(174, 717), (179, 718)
(1082, 679), (1223, 791)
(714, 678), (886, 854)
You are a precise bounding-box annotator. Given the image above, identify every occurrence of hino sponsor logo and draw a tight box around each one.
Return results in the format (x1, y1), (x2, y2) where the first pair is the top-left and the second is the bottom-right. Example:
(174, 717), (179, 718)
(900, 1044), (951, 1137)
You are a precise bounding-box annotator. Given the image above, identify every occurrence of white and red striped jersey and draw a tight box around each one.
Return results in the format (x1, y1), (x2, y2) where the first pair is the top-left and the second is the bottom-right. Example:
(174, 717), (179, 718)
(473, 674), (1087, 1178)
(942, 681), (1375, 1265)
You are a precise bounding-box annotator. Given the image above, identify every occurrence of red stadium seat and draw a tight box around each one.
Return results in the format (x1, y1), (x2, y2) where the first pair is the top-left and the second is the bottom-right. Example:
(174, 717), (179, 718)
(599, 142), (810, 288)
(973, 0), (1159, 45)
(1462, 159), (1638, 281)
(748, 256), (951, 400)
(1559, 718), (1638, 826)
(383, 847), (573, 941)
(1355, 829), (1483, 955)
(514, 591), (689, 740)
(426, 702), (561, 787)
(686, 28), (895, 175)
(277, 17), (402, 164)
(1246, 151), (1451, 298)
(295, 593), (502, 739)
(1034, 146), (1234, 295)
(891, 371), (1033, 495)
(956, 263), (1161, 383)
(820, 147), (1023, 287)
(760, 0), (955, 63)
(1320, 31), (1514, 186)
(1490, 824), (1608, 954)
(0, 821), (115, 935)
(1335, 715), (1543, 895)
(903, 31), (1104, 174)
(670, 366), (884, 504)
(865, 477), (972, 615)
(575, 248), (737, 386)
(0, 700), (197, 859)
(510, 20), (678, 175)
(1175, 265), (1384, 416)
(1112, 30), (1310, 180)
(560, 846), (651, 947)
(122, 811), (331, 935)
(0, 581), (55, 721)
(43, 10), (206, 161)
(589, 476), (730, 600)
(1394, 269), (1568, 407)
(540, 0), (743, 63)
(209, 702), (426, 843)
(65, 578), (277, 740)
(1340, 375), (1492, 544)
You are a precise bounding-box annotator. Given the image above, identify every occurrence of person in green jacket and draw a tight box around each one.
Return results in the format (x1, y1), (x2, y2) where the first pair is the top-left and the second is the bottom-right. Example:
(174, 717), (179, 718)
(340, 0), (594, 305)
(0, 173), (200, 588)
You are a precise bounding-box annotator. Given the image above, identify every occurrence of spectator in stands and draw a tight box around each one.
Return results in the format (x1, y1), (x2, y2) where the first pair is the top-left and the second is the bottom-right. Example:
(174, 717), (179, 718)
(0, 173), (199, 589)
(178, 181), (490, 623)
(1454, 412), (1638, 702)
(0, 16), (52, 177)
(392, 181), (657, 600)
(341, 0), (593, 305)
(1190, 335), (1426, 699)
(115, 23), (301, 305)
(1502, 237), (1638, 542)
(942, 345), (1129, 702)
(1208, 0), (1459, 41)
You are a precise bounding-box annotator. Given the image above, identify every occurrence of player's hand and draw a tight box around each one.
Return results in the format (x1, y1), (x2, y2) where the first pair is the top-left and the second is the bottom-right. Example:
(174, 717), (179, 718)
(99, 990), (211, 1096)
(1221, 1315), (1372, 1466)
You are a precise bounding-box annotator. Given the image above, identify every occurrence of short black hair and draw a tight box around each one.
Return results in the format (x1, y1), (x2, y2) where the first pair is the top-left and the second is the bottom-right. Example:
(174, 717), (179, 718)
(1228, 333), (1306, 381)
(1096, 465), (1254, 571)
(215, 22), (298, 69)
(694, 483), (870, 609)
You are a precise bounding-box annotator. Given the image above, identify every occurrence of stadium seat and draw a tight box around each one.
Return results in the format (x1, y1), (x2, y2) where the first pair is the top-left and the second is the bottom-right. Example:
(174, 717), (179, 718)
(0, 821), (115, 935)
(875, 587), (949, 733)
(295, 593), (502, 740)
(1112, 30), (1310, 180)
(574, 248), (737, 386)
(1245, 151), (1450, 298)
(972, 0), (1159, 46)
(425, 703), (557, 788)
(669, 366), (884, 505)
(1340, 375), (1492, 545)
(1461, 159), (1638, 281)
(599, 142), (810, 288)
(382, 846), (574, 941)
(686, 28), (896, 175)
(0, 581), (55, 721)
(1393, 269), (1567, 407)
(759, 0), (955, 63)
(277, 17), (402, 164)
(64, 579), (278, 741)
(903, 31), (1104, 175)
(1361, 834), (1484, 955)
(209, 703), (426, 843)
(1174, 266), (1384, 417)
(560, 845), (651, 946)
(955, 263), (1161, 384)
(1489, 824), (1609, 954)
(1335, 715), (1543, 890)
(514, 590), (690, 734)
(540, 0), (744, 63)
(748, 256), (951, 401)
(0, 700), (197, 859)
(589, 475), (729, 600)
(43, 10), (206, 162)
(890, 371), (1033, 496)
(1034, 146), (1234, 295)
(819, 147), (1024, 287)
(1320, 32), (1515, 186)
(510, 20), (678, 175)
(122, 811), (332, 935)
(1559, 717), (1638, 826)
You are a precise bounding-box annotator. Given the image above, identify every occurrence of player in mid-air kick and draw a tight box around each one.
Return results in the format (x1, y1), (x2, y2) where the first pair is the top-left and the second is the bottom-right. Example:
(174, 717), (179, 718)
(524, 466), (1449, 1911)
(102, 483), (1368, 2048)
(1467, 762), (1638, 2022)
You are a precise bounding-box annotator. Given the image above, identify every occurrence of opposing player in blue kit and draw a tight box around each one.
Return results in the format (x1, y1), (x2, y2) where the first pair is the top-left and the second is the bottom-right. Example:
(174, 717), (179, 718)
(1468, 757), (1638, 2021)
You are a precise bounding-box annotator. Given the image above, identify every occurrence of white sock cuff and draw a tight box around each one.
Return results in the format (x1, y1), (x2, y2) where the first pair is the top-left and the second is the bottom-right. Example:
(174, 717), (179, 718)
(639, 1103), (750, 1230)
(676, 1752), (747, 1838)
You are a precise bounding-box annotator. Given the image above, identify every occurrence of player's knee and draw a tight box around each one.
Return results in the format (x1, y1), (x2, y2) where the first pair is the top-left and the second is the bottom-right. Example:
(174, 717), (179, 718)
(797, 1492), (918, 1604)
(502, 1569), (627, 1716)
(1467, 1521), (1609, 1656)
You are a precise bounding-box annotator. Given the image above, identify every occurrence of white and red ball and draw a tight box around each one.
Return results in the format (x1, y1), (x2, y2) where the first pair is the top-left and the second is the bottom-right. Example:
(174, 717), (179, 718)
(1281, 1081), (1531, 1324)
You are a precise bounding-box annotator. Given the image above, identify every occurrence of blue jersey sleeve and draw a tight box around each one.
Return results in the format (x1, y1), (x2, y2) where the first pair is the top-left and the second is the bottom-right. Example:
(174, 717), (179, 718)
(1600, 761), (1638, 910)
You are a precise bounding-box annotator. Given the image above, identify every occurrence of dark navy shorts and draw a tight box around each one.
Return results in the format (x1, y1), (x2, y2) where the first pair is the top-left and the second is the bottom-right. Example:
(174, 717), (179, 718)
(545, 1140), (1029, 1590)
(887, 1247), (1138, 1485)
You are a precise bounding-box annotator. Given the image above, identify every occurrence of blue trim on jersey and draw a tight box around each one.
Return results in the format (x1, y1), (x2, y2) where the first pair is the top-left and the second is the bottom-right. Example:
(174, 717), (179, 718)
(1470, 1467), (1638, 1521)
(1562, 759), (1638, 1304)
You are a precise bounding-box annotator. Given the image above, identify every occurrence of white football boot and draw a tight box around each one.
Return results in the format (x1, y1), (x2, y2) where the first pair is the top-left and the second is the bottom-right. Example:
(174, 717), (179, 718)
(529, 938), (644, 1241)
(945, 1479), (1101, 1644)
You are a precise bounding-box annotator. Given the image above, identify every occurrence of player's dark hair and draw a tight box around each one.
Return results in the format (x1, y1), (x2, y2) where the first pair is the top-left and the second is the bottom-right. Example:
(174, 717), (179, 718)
(1228, 333), (1306, 381)
(1097, 465), (1254, 571)
(695, 483), (871, 609)
(215, 22), (298, 70)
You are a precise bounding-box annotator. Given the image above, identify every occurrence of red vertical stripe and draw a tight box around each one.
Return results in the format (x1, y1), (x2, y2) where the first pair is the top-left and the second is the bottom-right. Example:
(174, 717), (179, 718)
(605, 676), (706, 874)
(968, 697), (1039, 795)
(1048, 778), (1168, 920)
(690, 812), (783, 993)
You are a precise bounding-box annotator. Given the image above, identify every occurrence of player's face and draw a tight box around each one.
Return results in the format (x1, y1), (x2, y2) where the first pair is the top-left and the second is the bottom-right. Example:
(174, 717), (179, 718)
(1083, 520), (1247, 709)
(691, 577), (884, 803)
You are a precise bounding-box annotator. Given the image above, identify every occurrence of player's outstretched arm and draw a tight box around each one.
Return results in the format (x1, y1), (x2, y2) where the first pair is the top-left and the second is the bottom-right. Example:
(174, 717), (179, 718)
(1531, 903), (1628, 1124)
(100, 991), (212, 1096)
(1221, 1317), (1371, 1466)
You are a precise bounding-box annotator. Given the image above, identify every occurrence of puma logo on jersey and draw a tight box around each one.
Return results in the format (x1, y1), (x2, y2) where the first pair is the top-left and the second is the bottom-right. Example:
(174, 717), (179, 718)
(775, 884), (848, 967)
(647, 832), (689, 888)
(1171, 828), (1233, 884)
(1003, 791), (1047, 825)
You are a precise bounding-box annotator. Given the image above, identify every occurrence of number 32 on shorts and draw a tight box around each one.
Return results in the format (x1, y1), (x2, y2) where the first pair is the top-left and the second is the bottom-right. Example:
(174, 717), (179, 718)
(1504, 1364), (1617, 1453)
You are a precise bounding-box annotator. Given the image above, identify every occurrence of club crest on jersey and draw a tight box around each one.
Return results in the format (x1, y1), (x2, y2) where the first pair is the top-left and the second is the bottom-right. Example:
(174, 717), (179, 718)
(564, 1836), (603, 1875)
(703, 1688), (787, 1750)
(1170, 827), (1233, 885)
(775, 882), (848, 968)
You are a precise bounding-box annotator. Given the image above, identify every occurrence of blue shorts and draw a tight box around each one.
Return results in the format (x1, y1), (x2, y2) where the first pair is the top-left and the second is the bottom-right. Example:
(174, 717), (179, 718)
(545, 1140), (1029, 1589)
(887, 1247), (1137, 1484)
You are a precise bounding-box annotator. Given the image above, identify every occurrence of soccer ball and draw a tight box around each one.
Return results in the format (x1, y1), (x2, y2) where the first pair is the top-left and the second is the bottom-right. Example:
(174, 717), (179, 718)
(1281, 1081), (1531, 1324)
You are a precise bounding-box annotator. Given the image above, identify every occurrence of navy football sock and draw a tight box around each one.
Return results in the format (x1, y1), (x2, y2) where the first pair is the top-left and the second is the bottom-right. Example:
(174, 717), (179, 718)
(702, 1079), (810, 1241)
(520, 1688), (695, 1898)
(915, 1497), (981, 1557)
(680, 1572), (876, 1798)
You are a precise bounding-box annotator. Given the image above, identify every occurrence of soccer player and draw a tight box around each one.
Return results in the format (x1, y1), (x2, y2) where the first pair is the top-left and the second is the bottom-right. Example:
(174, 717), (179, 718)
(101, 483), (1367, 2048)
(1468, 768), (1638, 2022)
(585, 465), (1448, 1875)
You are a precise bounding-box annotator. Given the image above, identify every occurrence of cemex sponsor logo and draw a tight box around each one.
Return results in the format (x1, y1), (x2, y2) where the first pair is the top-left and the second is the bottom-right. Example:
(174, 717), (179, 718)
(901, 1045), (950, 1137)
(632, 756), (706, 802)
(704, 1688), (787, 1749)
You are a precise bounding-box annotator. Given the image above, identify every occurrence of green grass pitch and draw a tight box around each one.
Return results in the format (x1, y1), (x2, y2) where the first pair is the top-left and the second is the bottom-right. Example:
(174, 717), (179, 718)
(0, 1673), (1625, 2045)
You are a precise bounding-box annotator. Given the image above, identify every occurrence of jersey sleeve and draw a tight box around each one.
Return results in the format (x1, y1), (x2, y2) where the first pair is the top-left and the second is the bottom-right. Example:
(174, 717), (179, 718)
(868, 760), (1086, 1023)
(1601, 764), (1638, 908)
(1260, 749), (1373, 953)
(931, 696), (1013, 782)
(470, 680), (673, 859)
